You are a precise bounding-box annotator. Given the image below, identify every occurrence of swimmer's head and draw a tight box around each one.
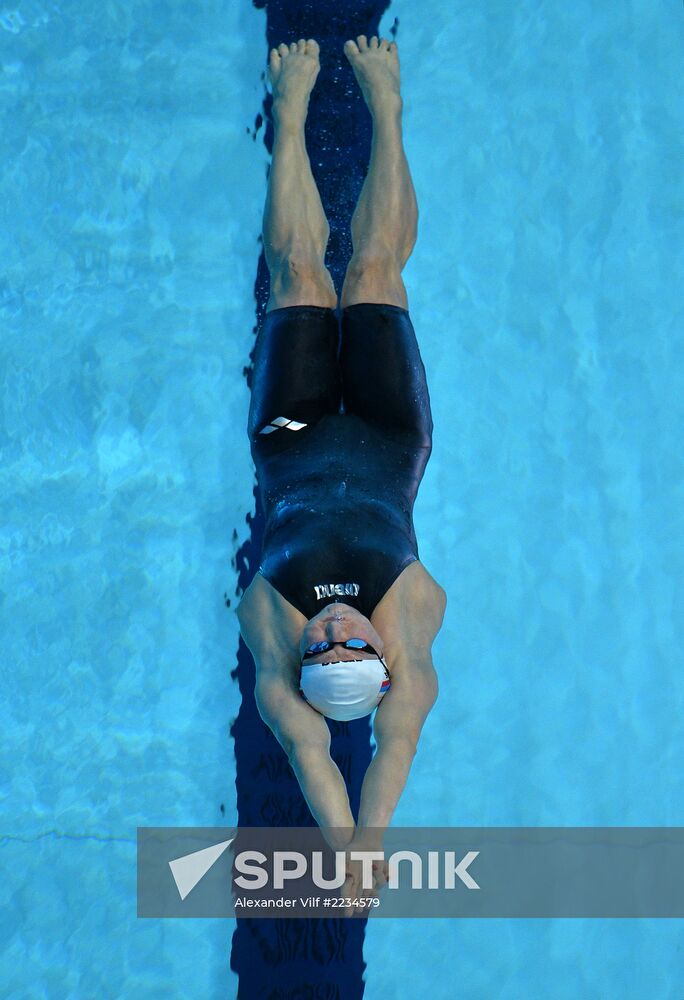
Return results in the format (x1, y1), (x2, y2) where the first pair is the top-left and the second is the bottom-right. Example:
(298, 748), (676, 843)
(298, 603), (383, 661)
(298, 603), (391, 721)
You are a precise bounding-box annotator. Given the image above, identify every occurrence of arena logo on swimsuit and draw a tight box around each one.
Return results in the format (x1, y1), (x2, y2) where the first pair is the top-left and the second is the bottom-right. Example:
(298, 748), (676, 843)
(313, 583), (360, 600)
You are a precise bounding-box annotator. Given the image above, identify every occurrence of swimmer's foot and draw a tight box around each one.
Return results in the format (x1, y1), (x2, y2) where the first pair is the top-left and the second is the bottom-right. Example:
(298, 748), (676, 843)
(269, 39), (321, 130)
(343, 35), (402, 117)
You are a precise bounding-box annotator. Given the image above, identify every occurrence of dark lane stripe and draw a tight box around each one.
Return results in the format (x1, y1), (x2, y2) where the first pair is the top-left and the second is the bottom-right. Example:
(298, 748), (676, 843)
(230, 2), (395, 996)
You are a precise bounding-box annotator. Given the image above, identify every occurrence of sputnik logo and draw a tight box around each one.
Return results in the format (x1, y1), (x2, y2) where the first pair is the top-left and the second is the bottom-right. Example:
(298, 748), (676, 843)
(169, 834), (236, 901)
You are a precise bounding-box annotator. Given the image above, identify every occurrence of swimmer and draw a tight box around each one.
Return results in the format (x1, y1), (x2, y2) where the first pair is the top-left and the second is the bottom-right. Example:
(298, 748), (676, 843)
(238, 37), (447, 863)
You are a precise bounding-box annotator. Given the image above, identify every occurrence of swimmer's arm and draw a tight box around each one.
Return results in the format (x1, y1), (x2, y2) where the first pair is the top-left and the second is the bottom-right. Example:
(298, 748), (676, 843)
(350, 654), (439, 848)
(352, 583), (445, 846)
(237, 587), (355, 849)
(255, 673), (356, 850)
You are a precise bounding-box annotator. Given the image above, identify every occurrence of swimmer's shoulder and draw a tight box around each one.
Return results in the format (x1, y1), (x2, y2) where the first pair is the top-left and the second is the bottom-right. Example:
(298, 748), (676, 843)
(237, 571), (303, 623)
(393, 559), (447, 615)
(372, 560), (447, 658)
(410, 560), (447, 608)
(236, 570), (270, 617)
(237, 572), (305, 667)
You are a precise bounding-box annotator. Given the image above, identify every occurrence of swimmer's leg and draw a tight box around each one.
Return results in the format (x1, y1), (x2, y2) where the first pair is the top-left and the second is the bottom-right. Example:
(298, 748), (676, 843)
(248, 306), (341, 445)
(264, 39), (338, 313)
(340, 37), (418, 311)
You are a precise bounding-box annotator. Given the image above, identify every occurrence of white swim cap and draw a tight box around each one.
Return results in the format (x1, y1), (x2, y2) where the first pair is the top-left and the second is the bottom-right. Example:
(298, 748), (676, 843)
(299, 658), (391, 722)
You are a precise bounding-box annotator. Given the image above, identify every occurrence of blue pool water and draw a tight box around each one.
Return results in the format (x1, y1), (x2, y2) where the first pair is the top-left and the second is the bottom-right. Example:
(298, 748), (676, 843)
(2, 0), (684, 997)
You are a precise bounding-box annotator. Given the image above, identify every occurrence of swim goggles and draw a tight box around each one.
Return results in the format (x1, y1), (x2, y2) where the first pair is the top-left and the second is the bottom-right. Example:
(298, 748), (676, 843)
(301, 638), (385, 663)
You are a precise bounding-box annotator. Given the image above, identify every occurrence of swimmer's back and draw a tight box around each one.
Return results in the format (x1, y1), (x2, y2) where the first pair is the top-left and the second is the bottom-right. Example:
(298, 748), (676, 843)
(248, 303), (433, 621)
(256, 410), (430, 619)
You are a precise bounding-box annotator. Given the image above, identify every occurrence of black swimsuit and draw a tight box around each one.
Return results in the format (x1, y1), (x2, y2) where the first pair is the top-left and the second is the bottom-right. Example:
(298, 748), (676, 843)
(248, 303), (433, 621)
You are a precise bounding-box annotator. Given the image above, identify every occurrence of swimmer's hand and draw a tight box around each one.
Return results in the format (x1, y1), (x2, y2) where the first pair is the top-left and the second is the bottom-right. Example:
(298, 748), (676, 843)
(371, 857), (389, 890)
(340, 857), (378, 918)
(338, 833), (387, 917)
